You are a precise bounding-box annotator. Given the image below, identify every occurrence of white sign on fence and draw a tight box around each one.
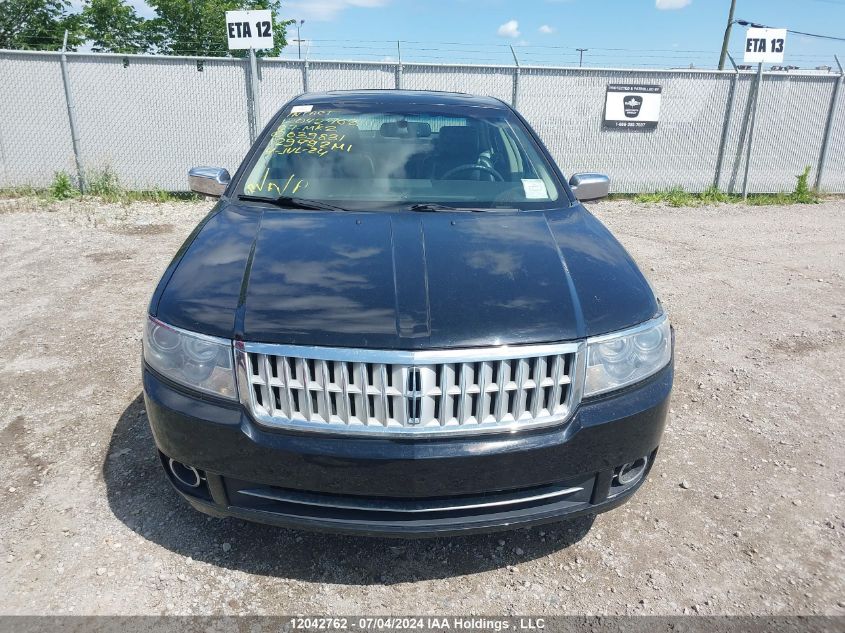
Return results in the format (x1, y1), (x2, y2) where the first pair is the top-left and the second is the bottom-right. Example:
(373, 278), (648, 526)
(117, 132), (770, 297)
(603, 84), (662, 130)
(743, 27), (787, 64)
(225, 10), (274, 50)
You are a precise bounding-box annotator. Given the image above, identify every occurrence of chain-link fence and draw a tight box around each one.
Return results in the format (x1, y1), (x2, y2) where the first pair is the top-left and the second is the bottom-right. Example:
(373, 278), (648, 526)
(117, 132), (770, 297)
(1, 49), (843, 193)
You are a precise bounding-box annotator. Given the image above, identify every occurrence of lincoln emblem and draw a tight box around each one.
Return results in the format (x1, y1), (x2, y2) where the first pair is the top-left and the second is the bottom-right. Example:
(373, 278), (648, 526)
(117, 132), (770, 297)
(405, 366), (423, 425)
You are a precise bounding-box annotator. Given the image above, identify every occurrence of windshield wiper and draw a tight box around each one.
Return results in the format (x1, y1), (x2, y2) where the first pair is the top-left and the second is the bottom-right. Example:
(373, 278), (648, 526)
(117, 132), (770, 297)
(238, 194), (348, 212)
(408, 203), (518, 213)
(408, 203), (481, 213)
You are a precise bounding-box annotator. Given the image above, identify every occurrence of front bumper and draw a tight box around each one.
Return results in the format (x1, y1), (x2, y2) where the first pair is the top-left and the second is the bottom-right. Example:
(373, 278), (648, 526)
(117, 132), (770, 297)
(143, 360), (672, 537)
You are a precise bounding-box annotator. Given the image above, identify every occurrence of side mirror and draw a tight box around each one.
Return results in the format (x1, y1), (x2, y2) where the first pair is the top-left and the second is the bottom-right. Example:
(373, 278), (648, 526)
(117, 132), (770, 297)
(188, 166), (231, 197)
(569, 173), (610, 201)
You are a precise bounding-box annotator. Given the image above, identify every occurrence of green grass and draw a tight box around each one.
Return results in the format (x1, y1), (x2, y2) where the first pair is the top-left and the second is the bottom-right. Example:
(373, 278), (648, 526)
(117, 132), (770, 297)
(627, 167), (820, 207)
(0, 168), (199, 204)
(630, 186), (740, 207)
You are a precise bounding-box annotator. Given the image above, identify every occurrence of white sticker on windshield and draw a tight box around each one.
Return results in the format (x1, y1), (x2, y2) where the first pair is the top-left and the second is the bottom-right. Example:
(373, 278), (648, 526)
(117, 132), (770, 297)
(290, 105), (313, 113)
(522, 179), (548, 200)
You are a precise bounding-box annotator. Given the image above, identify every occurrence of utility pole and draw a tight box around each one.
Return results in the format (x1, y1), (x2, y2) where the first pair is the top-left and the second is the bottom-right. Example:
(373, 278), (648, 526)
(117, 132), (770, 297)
(718, 0), (737, 70)
(576, 48), (587, 67)
(295, 19), (305, 59)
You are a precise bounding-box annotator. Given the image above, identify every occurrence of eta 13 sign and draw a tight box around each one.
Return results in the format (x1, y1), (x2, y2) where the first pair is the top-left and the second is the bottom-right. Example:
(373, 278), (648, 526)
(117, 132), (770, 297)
(225, 9), (274, 50)
(743, 27), (787, 64)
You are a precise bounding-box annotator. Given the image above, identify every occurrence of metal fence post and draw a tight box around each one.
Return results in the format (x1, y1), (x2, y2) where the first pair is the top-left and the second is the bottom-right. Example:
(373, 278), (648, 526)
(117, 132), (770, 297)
(714, 54), (739, 190)
(815, 55), (844, 192)
(510, 45), (520, 109)
(395, 40), (403, 89)
(742, 62), (764, 200)
(302, 57), (310, 93)
(59, 31), (85, 193)
(247, 48), (262, 143)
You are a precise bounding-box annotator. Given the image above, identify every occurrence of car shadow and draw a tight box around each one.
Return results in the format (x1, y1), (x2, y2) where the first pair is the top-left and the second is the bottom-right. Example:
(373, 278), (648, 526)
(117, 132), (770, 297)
(103, 394), (595, 584)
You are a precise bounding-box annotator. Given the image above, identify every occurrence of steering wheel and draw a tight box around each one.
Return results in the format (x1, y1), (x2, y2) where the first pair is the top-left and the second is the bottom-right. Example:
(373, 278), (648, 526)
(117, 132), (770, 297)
(438, 163), (504, 182)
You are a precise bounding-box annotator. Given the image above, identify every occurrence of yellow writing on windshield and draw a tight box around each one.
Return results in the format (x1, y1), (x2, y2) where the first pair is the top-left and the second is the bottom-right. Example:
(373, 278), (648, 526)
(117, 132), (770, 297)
(245, 169), (309, 195)
(263, 110), (359, 158)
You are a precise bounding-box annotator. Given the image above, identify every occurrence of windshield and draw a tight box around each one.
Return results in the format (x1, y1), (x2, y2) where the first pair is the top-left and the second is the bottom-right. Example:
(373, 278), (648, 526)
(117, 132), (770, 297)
(239, 102), (564, 210)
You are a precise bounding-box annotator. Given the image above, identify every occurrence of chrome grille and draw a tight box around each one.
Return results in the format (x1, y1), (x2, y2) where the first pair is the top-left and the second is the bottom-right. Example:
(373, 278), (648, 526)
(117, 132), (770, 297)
(237, 342), (583, 437)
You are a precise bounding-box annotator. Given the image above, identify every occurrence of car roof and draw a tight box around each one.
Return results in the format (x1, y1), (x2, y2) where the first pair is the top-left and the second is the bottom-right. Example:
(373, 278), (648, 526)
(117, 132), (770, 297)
(289, 89), (511, 110)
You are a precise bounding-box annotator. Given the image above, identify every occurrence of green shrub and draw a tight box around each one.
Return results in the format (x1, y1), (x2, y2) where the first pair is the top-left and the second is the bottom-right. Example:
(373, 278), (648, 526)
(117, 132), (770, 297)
(86, 167), (123, 200)
(792, 166), (817, 204)
(49, 171), (79, 200)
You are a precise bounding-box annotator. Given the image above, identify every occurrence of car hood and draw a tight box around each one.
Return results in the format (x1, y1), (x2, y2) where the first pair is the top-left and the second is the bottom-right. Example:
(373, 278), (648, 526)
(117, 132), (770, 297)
(153, 202), (659, 348)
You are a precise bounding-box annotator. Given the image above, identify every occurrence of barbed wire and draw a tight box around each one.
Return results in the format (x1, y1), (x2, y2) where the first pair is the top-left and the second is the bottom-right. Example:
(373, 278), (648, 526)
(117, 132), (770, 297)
(3, 35), (842, 70)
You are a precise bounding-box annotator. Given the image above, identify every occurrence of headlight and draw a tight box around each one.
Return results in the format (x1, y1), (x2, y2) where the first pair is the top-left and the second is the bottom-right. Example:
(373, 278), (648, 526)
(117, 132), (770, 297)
(143, 316), (236, 400)
(584, 315), (671, 397)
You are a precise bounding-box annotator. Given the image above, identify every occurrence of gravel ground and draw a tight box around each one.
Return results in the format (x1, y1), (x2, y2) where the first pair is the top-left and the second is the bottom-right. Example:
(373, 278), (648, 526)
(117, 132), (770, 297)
(0, 196), (842, 616)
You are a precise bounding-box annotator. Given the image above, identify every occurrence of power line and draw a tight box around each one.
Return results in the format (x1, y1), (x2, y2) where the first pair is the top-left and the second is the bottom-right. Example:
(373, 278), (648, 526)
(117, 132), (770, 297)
(735, 19), (845, 43)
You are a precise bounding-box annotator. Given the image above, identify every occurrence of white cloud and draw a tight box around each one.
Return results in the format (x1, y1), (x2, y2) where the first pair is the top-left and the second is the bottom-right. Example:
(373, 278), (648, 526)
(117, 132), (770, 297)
(538, 24), (555, 34)
(497, 19), (521, 39)
(655, 0), (692, 9)
(283, 0), (390, 22)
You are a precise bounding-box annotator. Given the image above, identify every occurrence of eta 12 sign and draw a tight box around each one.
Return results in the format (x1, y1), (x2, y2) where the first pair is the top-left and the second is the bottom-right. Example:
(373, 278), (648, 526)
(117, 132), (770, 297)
(743, 27), (787, 64)
(225, 9), (274, 50)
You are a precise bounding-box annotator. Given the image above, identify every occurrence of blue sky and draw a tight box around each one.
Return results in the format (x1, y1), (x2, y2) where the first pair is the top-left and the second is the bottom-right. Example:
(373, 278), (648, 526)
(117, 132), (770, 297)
(123, 0), (845, 68)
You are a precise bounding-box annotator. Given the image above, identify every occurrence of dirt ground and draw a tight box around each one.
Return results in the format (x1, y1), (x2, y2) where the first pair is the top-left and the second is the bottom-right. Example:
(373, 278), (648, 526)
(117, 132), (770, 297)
(0, 196), (842, 616)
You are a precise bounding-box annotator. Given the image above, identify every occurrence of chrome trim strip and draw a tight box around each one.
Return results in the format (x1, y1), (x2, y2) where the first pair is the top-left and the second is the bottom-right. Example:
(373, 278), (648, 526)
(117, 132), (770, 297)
(237, 485), (584, 514)
(242, 341), (581, 364)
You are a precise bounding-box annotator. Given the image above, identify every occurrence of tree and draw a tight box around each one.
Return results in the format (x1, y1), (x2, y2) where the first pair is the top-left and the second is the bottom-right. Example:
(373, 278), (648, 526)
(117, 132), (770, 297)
(0, 0), (83, 50)
(80, 0), (148, 53)
(146, 0), (292, 57)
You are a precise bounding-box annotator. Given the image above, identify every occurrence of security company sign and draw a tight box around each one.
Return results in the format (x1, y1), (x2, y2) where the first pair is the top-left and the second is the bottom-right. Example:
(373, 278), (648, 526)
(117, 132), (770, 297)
(743, 27), (787, 64)
(225, 10), (274, 50)
(603, 85), (662, 130)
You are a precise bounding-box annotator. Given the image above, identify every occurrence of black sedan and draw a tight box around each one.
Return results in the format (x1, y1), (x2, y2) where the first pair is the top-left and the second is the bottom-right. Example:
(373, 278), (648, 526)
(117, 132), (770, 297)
(142, 90), (673, 537)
